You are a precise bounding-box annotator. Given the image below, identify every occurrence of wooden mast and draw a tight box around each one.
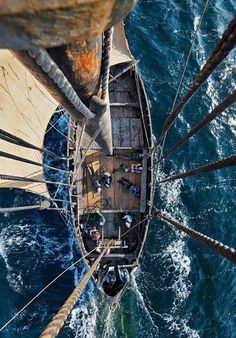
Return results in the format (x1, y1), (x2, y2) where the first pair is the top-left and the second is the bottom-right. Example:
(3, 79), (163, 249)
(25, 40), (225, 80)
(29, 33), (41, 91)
(0, 0), (137, 154)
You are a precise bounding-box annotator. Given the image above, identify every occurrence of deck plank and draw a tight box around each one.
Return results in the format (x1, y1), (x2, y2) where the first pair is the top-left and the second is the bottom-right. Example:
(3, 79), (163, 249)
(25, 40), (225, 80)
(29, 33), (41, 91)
(130, 118), (143, 148)
(120, 117), (131, 148)
(140, 151), (147, 212)
(111, 106), (139, 118)
(112, 117), (121, 147)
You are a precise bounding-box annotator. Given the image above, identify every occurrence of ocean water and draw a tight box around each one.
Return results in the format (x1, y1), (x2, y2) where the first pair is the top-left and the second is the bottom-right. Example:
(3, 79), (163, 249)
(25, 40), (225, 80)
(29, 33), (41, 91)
(0, 0), (236, 337)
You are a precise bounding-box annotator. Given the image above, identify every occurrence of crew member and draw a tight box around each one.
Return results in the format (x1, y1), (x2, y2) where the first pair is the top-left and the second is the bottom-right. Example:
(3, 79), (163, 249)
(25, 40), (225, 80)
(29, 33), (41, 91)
(90, 228), (101, 241)
(122, 211), (133, 228)
(95, 210), (105, 227)
(101, 166), (112, 188)
(87, 165), (102, 192)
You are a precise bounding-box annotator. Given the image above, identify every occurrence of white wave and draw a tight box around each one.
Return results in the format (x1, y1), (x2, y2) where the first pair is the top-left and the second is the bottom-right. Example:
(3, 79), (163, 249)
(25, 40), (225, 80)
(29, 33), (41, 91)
(68, 284), (98, 338)
(100, 307), (116, 338)
(131, 272), (159, 336)
(152, 155), (199, 337)
(162, 239), (191, 308)
(0, 218), (76, 293)
(162, 313), (200, 338)
(193, 16), (200, 31)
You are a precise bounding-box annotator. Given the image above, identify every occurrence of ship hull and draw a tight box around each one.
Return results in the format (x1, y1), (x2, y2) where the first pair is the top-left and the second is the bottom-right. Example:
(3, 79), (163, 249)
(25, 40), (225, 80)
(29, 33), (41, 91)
(68, 24), (153, 307)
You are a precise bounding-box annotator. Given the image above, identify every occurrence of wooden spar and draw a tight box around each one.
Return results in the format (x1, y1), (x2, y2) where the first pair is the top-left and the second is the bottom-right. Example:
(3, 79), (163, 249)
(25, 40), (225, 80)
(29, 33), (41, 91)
(0, 2), (138, 154)
(13, 48), (112, 153)
(13, 50), (85, 123)
(0, 1), (137, 49)
(47, 34), (103, 106)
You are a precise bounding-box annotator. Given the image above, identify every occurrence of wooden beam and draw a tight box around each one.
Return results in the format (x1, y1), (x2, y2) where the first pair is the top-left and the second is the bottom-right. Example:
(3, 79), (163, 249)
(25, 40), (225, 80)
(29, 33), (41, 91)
(0, 0), (137, 49)
(110, 102), (139, 108)
(48, 34), (103, 105)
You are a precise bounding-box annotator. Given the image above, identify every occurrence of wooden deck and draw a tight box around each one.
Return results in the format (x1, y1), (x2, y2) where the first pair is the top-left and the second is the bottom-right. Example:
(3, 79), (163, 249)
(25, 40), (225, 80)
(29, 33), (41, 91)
(76, 64), (149, 214)
(78, 149), (143, 212)
(110, 66), (144, 149)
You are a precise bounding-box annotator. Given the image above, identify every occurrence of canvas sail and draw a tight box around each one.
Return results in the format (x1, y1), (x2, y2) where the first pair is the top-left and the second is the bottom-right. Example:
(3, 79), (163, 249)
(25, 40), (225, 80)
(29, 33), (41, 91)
(110, 21), (133, 66)
(0, 50), (58, 198)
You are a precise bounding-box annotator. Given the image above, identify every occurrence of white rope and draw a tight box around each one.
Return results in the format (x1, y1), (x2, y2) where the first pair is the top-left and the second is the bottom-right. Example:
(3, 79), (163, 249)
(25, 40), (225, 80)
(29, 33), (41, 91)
(74, 125), (102, 183)
(120, 217), (149, 239)
(46, 111), (68, 135)
(71, 118), (87, 186)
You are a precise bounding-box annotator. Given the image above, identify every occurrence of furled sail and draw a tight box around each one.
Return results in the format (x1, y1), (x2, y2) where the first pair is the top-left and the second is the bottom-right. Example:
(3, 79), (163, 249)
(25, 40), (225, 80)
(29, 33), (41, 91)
(110, 21), (133, 66)
(0, 50), (58, 198)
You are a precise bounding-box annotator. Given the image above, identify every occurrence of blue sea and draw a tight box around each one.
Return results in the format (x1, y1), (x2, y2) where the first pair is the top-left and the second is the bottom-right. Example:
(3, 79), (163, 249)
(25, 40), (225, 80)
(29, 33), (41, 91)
(0, 0), (236, 337)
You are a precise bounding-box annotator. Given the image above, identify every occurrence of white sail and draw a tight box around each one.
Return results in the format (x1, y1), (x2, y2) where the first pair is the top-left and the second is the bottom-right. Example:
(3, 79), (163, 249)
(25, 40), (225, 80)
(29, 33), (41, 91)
(0, 50), (58, 198)
(110, 21), (133, 66)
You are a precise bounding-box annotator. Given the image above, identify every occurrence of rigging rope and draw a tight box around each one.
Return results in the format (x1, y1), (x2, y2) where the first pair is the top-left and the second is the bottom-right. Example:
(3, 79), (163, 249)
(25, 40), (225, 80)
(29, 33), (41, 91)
(0, 173), (70, 186)
(0, 247), (98, 333)
(101, 28), (113, 100)
(28, 47), (95, 120)
(158, 89), (236, 162)
(0, 200), (50, 213)
(71, 118), (87, 186)
(40, 240), (112, 338)
(0, 128), (61, 159)
(48, 121), (75, 144)
(157, 14), (236, 146)
(0, 150), (69, 174)
(158, 155), (236, 183)
(120, 217), (149, 239)
(109, 60), (137, 84)
(45, 110), (68, 135)
(159, 0), (209, 155)
(153, 208), (236, 263)
(74, 124), (102, 182)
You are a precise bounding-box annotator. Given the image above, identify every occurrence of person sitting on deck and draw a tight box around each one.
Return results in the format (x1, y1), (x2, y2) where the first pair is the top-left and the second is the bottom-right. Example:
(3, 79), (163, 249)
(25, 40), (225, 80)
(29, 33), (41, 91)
(95, 210), (105, 227)
(113, 164), (130, 173)
(118, 177), (140, 198)
(101, 166), (112, 188)
(103, 267), (116, 288)
(89, 228), (101, 241)
(122, 211), (133, 228)
(115, 150), (144, 161)
(87, 164), (102, 193)
(131, 163), (143, 174)
(117, 266), (130, 284)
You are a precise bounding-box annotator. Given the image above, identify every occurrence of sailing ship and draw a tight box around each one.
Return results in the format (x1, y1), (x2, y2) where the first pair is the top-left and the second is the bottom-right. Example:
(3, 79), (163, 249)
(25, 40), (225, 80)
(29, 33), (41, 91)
(68, 22), (153, 306)
(0, 1), (235, 336)
(0, 18), (153, 310)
